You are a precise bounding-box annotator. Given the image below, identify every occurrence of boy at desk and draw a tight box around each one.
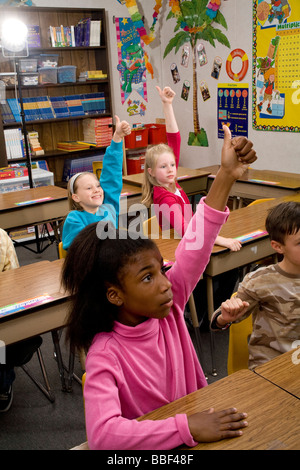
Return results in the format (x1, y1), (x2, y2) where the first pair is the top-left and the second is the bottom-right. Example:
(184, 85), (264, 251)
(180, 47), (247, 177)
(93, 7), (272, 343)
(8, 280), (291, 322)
(211, 201), (300, 369)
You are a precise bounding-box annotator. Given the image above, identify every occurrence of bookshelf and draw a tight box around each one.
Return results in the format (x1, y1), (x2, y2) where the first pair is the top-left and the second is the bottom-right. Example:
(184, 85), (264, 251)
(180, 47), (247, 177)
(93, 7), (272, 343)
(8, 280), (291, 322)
(0, 6), (113, 185)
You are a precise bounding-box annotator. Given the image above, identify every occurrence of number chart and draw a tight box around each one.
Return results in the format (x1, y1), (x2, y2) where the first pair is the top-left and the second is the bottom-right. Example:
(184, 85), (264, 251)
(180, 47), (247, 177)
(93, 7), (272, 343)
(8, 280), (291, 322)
(253, 0), (300, 132)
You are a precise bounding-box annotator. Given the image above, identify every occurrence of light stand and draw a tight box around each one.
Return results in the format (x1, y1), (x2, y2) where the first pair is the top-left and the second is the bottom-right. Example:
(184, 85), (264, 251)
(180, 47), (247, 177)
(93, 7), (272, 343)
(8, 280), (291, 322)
(1, 19), (33, 188)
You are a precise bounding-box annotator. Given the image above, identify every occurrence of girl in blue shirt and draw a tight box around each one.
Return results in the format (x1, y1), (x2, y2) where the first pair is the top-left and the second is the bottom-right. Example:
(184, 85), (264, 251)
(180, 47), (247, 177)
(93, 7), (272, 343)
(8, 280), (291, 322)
(62, 116), (131, 250)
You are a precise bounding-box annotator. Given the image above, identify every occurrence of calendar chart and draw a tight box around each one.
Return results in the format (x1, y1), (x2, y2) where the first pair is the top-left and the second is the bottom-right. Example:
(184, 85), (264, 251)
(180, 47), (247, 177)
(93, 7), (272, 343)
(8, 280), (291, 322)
(253, 0), (300, 132)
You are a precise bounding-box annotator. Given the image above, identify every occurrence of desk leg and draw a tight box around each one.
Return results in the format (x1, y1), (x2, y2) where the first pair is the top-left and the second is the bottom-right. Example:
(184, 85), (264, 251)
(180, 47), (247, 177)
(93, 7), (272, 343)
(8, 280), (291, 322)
(188, 294), (208, 380)
(206, 276), (217, 376)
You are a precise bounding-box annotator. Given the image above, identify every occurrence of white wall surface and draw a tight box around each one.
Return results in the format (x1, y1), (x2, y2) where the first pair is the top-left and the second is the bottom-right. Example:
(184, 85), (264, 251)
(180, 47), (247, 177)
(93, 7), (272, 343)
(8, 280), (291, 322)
(32, 0), (299, 172)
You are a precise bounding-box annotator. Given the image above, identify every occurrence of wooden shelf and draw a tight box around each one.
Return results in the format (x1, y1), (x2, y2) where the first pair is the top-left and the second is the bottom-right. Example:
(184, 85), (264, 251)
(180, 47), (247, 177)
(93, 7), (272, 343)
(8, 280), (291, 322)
(0, 6), (113, 186)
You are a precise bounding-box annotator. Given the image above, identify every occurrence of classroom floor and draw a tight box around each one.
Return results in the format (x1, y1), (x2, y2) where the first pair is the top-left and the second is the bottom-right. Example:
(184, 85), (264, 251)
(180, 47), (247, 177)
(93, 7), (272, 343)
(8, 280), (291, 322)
(0, 240), (229, 450)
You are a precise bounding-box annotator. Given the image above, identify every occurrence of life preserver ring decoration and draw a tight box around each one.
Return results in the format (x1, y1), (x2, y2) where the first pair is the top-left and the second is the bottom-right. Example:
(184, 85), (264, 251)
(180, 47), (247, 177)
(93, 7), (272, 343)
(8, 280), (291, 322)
(226, 49), (249, 82)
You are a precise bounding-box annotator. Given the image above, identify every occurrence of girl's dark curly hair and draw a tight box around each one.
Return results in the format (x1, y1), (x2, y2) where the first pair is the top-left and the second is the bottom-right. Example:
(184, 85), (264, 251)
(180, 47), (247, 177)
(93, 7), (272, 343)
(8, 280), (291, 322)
(61, 222), (157, 352)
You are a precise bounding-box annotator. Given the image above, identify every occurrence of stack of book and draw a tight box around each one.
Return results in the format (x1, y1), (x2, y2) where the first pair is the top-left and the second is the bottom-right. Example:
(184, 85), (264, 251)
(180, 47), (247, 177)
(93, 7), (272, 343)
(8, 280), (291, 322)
(3, 128), (25, 159)
(49, 18), (101, 47)
(49, 96), (69, 118)
(56, 141), (93, 152)
(81, 92), (106, 115)
(28, 131), (44, 156)
(83, 117), (113, 147)
(64, 95), (85, 116)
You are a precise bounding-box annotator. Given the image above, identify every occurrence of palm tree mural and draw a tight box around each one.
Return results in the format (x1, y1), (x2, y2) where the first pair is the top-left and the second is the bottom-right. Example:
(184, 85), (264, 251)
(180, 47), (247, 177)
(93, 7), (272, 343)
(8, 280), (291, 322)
(164, 0), (230, 146)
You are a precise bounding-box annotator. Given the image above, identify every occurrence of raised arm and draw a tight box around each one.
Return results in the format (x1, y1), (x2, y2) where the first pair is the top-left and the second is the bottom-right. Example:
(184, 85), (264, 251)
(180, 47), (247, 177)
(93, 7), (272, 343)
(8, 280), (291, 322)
(156, 86), (178, 133)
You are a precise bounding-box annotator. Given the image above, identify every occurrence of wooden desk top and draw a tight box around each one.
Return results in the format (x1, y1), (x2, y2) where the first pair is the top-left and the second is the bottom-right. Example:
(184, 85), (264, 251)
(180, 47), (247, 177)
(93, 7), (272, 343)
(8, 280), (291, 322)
(213, 192), (300, 255)
(201, 165), (300, 190)
(255, 349), (300, 399)
(0, 259), (66, 323)
(0, 185), (68, 212)
(122, 167), (210, 187)
(121, 183), (142, 197)
(138, 369), (300, 450)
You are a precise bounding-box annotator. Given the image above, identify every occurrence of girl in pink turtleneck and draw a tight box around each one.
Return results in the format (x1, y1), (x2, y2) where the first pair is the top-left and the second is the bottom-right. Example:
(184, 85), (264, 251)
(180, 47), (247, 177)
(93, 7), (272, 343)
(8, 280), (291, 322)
(61, 126), (256, 449)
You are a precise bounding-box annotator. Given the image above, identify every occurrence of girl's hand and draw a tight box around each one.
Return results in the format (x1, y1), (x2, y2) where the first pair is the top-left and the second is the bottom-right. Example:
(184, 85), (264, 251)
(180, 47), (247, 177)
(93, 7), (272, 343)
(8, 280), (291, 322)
(216, 236), (242, 252)
(156, 85), (176, 104)
(219, 297), (249, 324)
(188, 408), (248, 443)
(114, 115), (131, 141)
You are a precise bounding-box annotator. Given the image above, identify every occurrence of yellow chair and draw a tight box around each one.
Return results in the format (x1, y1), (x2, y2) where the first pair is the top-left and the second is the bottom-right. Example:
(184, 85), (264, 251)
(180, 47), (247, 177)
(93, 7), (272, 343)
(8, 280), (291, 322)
(227, 293), (253, 375)
(58, 241), (67, 259)
(247, 198), (274, 207)
(92, 161), (103, 180)
(70, 372), (89, 450)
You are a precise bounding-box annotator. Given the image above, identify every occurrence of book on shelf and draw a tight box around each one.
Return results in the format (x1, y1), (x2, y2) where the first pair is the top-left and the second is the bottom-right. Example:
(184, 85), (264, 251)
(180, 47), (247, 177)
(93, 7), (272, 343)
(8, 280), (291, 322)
(22, 97), (42, 121)
(63, 95), (85, 116)
(35, 96), (55, 120)
(81, 92), (106, 115)
(28, 131), (44, 156)
(83, 117), (113, 147)
(7, 98), (21, 122)
(4, 128), (25, 159)
(57, 141), (95, 151)
(49, 18), (101, 47)
(27, 25), (41, 48)
(49, 96), (70, 118)
(0, 100), (16, 124)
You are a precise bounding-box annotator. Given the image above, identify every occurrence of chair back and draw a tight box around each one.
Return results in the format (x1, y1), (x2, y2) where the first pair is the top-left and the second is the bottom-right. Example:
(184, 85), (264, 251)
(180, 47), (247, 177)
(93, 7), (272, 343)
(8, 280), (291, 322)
(142, 215), (161, 238)
(92, 161), (103, 180)
(58, 242), (67, 259)
(227, 313), (253, 375)
(247, 198), (274, 207)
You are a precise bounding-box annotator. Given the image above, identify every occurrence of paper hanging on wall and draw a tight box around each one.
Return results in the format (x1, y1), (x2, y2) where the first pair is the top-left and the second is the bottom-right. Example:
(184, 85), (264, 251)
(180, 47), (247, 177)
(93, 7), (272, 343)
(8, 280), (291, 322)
(253, 0), (300, 132)
(218, 83), (249, 138)
(170, 63), (180, 84)
(115, 17), (148, 104)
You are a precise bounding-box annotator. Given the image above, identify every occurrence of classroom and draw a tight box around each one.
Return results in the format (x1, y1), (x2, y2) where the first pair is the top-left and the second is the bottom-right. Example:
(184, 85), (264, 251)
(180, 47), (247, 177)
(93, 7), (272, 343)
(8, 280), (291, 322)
(0, 0), (299, 453)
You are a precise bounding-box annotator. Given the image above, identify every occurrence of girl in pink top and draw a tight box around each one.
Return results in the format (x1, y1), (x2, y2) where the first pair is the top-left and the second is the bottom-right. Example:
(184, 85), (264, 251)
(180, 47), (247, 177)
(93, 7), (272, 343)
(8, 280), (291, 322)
(142, 86), (242, 251)
(61, 126), (257, 450)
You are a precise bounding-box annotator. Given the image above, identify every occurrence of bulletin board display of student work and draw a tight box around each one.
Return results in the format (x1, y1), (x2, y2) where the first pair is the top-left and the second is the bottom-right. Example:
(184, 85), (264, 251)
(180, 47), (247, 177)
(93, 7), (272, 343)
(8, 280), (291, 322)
(253, 0), (300, 132)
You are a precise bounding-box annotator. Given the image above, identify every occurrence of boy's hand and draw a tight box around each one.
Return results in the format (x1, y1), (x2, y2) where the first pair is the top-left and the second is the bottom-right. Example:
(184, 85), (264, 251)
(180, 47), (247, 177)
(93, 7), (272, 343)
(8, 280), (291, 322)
(221, 125), (257, 181)
(219, 297), (249, 324)
(156, 85), (176, 104)
(114, 115), (131, 142)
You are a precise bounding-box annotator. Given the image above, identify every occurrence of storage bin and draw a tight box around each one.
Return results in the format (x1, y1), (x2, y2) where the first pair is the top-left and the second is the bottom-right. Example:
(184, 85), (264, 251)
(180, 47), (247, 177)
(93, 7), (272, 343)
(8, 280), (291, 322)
(126, 153), (145, 175)
(145, 123), (167, 145)
(37, 54), (59, 68)
(0, 169), (54, 193)
(39, 67), (58, 85)
(57, 66), (77, 83)
(19, 59), (38, 73)
(21, 73), (39, 86)
(125, 128), (148, 149)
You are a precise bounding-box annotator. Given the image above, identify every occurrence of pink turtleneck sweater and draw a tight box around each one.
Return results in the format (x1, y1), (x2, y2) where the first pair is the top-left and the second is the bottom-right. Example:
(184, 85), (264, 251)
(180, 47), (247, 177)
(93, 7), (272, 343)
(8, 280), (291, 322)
(84, 198), (229, 450)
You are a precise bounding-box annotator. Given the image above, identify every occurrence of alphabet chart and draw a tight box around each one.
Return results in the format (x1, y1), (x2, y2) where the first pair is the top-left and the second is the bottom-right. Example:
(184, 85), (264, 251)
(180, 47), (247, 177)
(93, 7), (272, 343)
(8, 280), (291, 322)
(253, 0), (300, 132)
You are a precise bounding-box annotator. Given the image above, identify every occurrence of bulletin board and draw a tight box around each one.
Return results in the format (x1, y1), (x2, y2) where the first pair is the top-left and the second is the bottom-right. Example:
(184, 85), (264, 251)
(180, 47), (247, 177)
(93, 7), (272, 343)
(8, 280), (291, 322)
(253, 0), (300, 132)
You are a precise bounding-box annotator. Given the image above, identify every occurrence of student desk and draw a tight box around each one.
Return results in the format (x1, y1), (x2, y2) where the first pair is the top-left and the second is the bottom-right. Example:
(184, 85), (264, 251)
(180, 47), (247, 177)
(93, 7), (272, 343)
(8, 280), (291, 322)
(202, 165), (300, 209)
(0, 258), (70, 390)
(154, 194), (300, 322)
(255, 349), (300, 399)
(122, 167), (210, 200)
(119, 183), (142, 218)
(0, 185), (68, 232)
(138, 369), (300, 450)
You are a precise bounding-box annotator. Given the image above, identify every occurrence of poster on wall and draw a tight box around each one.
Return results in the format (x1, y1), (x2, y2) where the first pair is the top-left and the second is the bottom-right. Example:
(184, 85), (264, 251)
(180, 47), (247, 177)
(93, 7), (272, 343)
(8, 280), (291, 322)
(115, 17), (148, 105)
(253, 0), (300, 132)
(218, 83), (249, 138)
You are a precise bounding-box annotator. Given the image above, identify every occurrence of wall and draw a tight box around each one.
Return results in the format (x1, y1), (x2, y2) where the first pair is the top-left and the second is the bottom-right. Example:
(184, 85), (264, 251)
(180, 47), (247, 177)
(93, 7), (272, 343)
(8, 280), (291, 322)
(32, 0), (299, 172)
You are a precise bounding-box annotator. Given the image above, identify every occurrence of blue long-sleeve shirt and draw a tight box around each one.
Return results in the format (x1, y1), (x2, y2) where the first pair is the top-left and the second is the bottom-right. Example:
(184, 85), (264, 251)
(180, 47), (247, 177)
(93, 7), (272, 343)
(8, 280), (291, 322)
(62, 140), (123, 250)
